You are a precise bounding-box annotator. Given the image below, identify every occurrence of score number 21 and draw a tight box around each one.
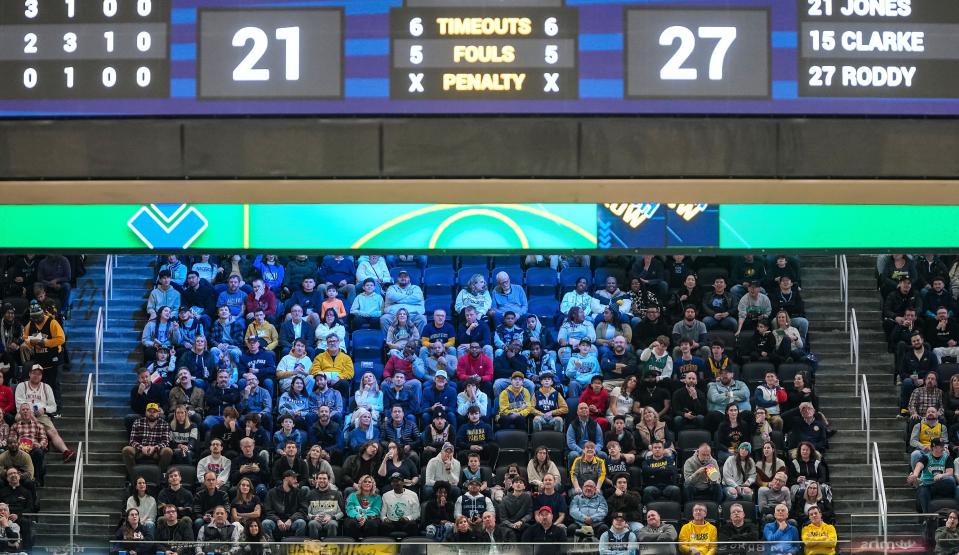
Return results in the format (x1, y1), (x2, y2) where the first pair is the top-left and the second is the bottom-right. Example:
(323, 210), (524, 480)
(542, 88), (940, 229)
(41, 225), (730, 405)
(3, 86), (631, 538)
(659, 25), (736, 80)
(232, 26), (300, 81)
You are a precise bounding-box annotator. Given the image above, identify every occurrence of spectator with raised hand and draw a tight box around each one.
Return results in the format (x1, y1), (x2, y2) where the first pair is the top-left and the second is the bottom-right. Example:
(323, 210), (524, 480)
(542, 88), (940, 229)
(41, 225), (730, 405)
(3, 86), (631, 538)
(141, 306), (182, 363)
(639, 336), (674, 385)
(490, 271), (528, 325)
(243, 279), (277, 326)
(380, 269), (425, 331)
(884, 276), (922, 338)
(20, 302), (66, 405)
(935, 509), (959, 555)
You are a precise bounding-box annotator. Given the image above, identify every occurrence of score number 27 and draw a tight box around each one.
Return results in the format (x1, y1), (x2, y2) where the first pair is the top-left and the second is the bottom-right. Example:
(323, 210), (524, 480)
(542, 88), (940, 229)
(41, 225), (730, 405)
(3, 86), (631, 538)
(659, 26), (736, 80)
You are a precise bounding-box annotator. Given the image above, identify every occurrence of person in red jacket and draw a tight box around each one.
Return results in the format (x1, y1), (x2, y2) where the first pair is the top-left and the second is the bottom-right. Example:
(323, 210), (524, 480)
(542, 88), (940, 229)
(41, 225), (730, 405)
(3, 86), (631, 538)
(243, 279), (278, 322)
(382, 343), (424, 399)
(0, 373), (13, 425)
(579, 375), (610, 433)
(457, 342), (493, 396)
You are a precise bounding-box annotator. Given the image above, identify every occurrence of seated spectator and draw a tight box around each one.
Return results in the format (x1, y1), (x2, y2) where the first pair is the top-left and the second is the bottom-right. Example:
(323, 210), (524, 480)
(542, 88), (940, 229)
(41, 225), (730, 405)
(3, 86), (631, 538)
(635, 406), (674, 459)
(633, 305), (670, 349)
(565, 338), (601, 400)
(456, 342), (494, 394)
(456, 377), (489, 423)
(909, 372), (944, 429)
(232, 437), (269, 498)
(422, 481), (455, 542)
(756, 441), (787, 489)
(350, 278), (383, 331)
(494, 339), (531, 392)
(376, 441), (419, 490)
(380, 473), (420, 536)
(524, 318), (557, 354)
(237, 375), (272, 431)
(532, 372), (568, 432)
(320, 284), (348, 322)
(579, 375), (610, 432)
(344, 474), (382, 539)
(230, 477), (262, 523)
(122, 402), (171, 476)
(759, 471), (791, 520)
(279, 304), (317, 356)
(141, 306), (182, 363)
(127, 366), (167, 428)
(422, 410), (453, 460)
(561, 277), (598, 321)
(345, 410), (380, 454)
(716, 405), (753, 463)
(491, 272), (528, 325)
(382, 373), (419, 424)
(261, 470), (307, 540)
(196, 438), (230, 488)
(456, 308), (493, 359)
(558, 307), (597, 367)
(114, 507), (153, 555)
(243, 279), (277, 325)
(422, 370), (457, 428)
(683, 443), (723, 503)
(667, 273), (701, 322)
(148, 270), (180, 320)
(883, 276), (922, 338)
(908, 438), (955, 513)
(353, 372), (384, 425)
(497, 372), (534, 430)
(381, 406), (421, 456)
(305, 470), (343, 540)
(707, 368), (751, 428)
(773, 311), (809, 368)
(455, 405), (495, 464)
(601, 336), (639, 391)
(754, 371), (786, 432)
(930, 308), (959, 362)
(532, 474), (568, 528)
(311, 407), (344, 464)
(126, 475), (158, 536)
(788, 442), (828, 497)
(936, 509), (959, 555)
(521, 506), (568, 551)
(420, 314), (457, 362)
(195, 505), (240, 553)
(309, 334), (353, 399)
(719, 502), (758, 555)
(384, 308), (420, 359)
(910, 405), (948, 469)
(745, 319), (778, 364)
(277, 377), (316, 430)
(156, 468), (193, 523)
(705, 340), (733, 382)
(272, 419), (306, 457)
(770, 275), (808, 339)
(455, 479), (494, 531)
(790, 480), (835, 528)
(455, 274), (493, 321)
(451, 514), (479, 543)
(203, 370), (240, 431)
(566, 402), (605, 463)
(380, 270), (425, 331)
(527, 446), (562, 491)
(801, 505), (838, 555)
(639, 337), (674, 385)
(424, 442), (461, 500)
(763, 503), (800, 555)
(276, 339), (313, 393)
(314, 308), (346, 354)
(673, 339), (706, 387)
(383, 343), (424, 400)
(672, 307), (709, 359)
(737, 281), (772, 336)
(702, 277), (738, 332)
(673, 371), (708, 432)
(495, 475), (531, 539)
(570, 442), (607, 497)
(179, 338), (216, 389)
(209, 305), (244, 366)
(181, 270), (216, 331)
(595, 309), (632, 359)
(0, 441), (33, 486)
(192, 472), (230, 532)
(678, 502), (718, 555)
(154, 505), (194, 553)
(641, 440), (681, 504)
(605, 475), (642, 534)
(208, 406), (241, 458)
(722, 442), (757, 501)
(788, 403), (829, 454)
(238, 335), (276, 392)
(478, 509), (510, 544)
(635, 509), (678, 554)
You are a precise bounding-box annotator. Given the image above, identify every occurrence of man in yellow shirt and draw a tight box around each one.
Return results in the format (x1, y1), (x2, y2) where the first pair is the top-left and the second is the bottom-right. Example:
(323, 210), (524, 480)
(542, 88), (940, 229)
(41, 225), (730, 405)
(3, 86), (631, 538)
(678, 503), (717, 555)
(245, 309), (278, 351)
(497, 372), (533, 430)
(310, 334), (354, 398)
(801, 506), (837, 555)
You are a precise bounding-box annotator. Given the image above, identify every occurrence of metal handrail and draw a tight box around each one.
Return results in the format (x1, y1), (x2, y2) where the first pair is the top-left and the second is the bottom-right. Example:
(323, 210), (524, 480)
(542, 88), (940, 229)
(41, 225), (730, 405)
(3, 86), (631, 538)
(104, 254), (114, 331)
(68, 441), (84, 549)
(83, 374), (93, 466)
(861, 374), (871, 463)
(94, 306), (102, 397)
(871, 442), (889, 550)
(851, 308), (860, 392)
(839, 254), (849, 332)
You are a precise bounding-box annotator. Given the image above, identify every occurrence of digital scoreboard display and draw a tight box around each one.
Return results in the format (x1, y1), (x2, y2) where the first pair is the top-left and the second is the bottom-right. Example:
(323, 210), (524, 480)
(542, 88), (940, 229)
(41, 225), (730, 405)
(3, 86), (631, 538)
(2, 0), (959, 116)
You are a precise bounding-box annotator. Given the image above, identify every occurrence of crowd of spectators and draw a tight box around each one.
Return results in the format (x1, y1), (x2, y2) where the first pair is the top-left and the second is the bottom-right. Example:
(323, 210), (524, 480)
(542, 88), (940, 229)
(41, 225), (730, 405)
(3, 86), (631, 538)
(117, 254), (838, 554)
(0, 255), (84, 551)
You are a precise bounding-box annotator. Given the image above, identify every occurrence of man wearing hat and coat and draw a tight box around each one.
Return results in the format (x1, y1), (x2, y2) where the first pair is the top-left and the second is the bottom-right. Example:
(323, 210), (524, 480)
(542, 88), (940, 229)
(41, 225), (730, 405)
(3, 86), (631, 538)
(521, 506), (568, 552)
(262, 469), (307, 540)
(381, 472), (420, 536)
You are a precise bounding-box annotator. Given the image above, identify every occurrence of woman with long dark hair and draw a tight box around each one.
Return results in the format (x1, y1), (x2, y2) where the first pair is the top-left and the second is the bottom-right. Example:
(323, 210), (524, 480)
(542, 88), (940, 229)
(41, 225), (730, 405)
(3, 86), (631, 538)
(240, 519), (272, 555)
(113, 507), (153, 555)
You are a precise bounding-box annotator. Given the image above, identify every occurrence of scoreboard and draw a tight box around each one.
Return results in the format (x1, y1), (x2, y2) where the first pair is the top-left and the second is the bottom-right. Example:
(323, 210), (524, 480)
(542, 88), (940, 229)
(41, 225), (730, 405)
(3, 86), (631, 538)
(2, 0), (959, 116)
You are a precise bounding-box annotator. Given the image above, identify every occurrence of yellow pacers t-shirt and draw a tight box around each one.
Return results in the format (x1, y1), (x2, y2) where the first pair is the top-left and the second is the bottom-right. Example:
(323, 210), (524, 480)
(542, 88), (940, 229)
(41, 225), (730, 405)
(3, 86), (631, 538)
(679, 521), (717, 555)
(802, 521), (838, 555)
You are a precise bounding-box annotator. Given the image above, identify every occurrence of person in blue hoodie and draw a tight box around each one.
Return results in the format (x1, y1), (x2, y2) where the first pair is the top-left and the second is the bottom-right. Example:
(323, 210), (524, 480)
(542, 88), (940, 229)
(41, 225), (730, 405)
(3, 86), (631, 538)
(763, 503), (800, 554)
(565, 338), (601, 400)
(216, 275), (246, 319)
(253, 255), (285, 293)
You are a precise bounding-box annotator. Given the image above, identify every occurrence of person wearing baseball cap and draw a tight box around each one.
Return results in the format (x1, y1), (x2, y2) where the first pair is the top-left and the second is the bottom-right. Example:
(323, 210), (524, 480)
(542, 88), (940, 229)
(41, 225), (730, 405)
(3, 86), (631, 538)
(456, 477), (494, 530)
(521, 504), (567, 548)
(565, 331), (600, 401)
(262, 469), (307, 539)
(599, 512), (638, 555)
(422, 408), (452, 459)
(421, 367), (456, 431)
(381, 471), (420, 537)
(496, 371), (534, 430)
(121, 400), (170, 474)
(21, 297), (65, 408)
(423, 442), (462, 500)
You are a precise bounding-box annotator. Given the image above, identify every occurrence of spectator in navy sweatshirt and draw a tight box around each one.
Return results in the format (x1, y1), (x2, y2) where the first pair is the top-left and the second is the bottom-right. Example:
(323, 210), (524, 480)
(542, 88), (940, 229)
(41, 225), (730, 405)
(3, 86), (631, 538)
(320, 256), (357, 307)
(181, 272), (216, 331)
(286, 278), (324, 327)
(457, 307), (492, 359)
(204, 370), (241, 430)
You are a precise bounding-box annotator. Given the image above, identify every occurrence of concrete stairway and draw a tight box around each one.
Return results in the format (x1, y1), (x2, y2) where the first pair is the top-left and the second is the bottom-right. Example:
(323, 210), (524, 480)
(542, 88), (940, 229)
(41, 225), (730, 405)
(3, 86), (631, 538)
(806, 255), (911, 541)
(34, 255), (155, 551)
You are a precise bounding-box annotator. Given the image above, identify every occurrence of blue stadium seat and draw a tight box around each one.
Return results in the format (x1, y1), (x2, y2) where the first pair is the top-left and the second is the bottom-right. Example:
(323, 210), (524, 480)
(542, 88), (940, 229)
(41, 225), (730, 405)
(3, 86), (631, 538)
(490, 255), (523, 268)
(457, 265), (489, 287)
(528, 297), (559, 324)
(427, 256), (454, 268)
(491, 265), (524, 286)
(424, 296), (453, 320)
(559, 266), (591, 293)
(423, 267), (455, 297)
(458, 256), (489, 269)
(351, 329), (384, 361)
(526, 267), (558, 299)
(390, 266), (422, 286)
(353, 359), (384, 383)
(593, 266), (627, 289)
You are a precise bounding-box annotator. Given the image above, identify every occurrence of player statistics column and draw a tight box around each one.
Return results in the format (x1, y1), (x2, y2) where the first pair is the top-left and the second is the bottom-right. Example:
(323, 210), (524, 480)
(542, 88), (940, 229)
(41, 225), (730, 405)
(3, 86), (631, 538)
(0, 0), (169, 99)
(390, 0), (578, 100)
(800, 0), (959, 97)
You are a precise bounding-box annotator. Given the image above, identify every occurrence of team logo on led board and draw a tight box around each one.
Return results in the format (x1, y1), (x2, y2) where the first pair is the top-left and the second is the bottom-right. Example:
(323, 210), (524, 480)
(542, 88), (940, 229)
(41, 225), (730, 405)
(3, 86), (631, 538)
(127, 204), (209, 250)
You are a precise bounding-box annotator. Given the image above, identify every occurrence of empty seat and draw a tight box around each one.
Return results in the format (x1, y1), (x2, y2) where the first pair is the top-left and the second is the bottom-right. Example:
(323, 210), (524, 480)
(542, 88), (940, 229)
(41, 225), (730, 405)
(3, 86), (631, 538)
(559, 267), (591, 293)
(457, 265), (489, 287)
(458, 256), (489, 269)
(778, 362), (812, 384)
(593, 267), (627, 289)
(526, 268), (559, 299)
(528, 297), (560, 324)
(742, 361), (776, 387)
(677, 429), (712, 462)
(423, 267), (455, 297)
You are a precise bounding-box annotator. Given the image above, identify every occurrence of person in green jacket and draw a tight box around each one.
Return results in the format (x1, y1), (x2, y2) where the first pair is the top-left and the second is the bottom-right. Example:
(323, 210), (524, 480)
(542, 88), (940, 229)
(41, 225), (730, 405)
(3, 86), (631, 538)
(936, 510), (959, 555)
(344, 474), (382, 539)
